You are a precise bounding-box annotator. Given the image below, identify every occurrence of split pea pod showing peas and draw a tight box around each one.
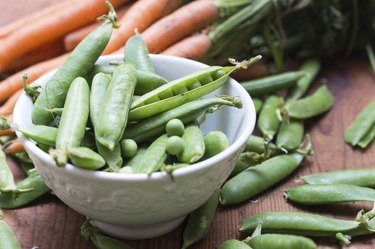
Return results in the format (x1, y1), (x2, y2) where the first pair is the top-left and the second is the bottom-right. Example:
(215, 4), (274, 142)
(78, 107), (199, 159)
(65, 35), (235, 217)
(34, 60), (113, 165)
(285, 183), (375, 205)
(55, 77), (90, 150)
(181, 189), (220, 249)
(285, 85), (334, 119)
(0, 213), (22, 249)
(32, 2), (117, 125)
(344, 100), (375, 147)
(247, 234), (317, 249)
(257, 95), (282, 141)
(220, 151), (306, 205)
(241, 71), (305, 96)
(0, 169), (50, 209)
(239, 212), (369, 237)
(128, 56), (260, 121)
(302, 168), (375, 187)
(123, 96), (242, 142)
(96, 63), (137, 151)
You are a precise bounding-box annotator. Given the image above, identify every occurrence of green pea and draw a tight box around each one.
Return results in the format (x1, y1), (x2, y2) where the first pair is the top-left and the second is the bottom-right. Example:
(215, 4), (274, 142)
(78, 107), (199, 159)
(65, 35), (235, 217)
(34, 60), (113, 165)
(166, 136), (184, 156)
(166, 118), (185, 137)
(0, 215), (22, 249)
(285, 85), (334, 119)
(248, 234), (317, 249)
(181, 189), (220, 249)
(203, 131), (229, 158)
(32, 4), (117, 125)
(120, 139), (138, 158)
(177, 124), (205, 164)
(284, 184), (375, 205)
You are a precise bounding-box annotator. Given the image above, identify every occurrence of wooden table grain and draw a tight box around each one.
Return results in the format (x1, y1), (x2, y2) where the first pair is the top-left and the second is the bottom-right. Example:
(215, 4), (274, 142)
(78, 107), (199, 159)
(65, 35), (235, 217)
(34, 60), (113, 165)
(2, 1), (375, 249)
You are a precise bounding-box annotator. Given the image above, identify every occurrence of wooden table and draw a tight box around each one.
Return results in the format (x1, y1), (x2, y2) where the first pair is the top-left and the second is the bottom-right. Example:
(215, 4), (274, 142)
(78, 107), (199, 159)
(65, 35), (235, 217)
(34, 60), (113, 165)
(1, 1), (375, 248)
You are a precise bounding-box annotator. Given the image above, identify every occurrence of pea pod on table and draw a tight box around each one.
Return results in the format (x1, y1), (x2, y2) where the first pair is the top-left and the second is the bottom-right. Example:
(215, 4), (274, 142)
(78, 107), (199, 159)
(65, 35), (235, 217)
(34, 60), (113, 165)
(0, 212), (22, 249)
(0, 145), (18, 193)
(257, 95), (282, 142)
(32, 2), (117, 125)
(275, 118), (304, 152)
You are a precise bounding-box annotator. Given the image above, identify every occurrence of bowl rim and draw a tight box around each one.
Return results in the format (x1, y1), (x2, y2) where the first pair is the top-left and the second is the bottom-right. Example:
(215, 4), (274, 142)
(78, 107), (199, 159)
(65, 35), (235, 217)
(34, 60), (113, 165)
(13, 54), (256, 182)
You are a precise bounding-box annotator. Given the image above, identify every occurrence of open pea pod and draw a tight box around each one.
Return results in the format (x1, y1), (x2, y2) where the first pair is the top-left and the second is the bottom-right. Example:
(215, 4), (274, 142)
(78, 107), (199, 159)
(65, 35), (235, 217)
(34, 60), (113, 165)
(129, 56), (261, 121)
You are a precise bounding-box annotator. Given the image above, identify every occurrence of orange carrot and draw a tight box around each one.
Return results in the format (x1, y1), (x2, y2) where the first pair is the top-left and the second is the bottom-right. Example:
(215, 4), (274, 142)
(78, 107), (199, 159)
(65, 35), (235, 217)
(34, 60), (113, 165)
(0, 0), (74, 38)
(103, 0), (182, 54)
(141, 0), (218, 54)
(63, 1), (134, 51)
(0, 53), (68, 103)
(3, 140), (25, 154)
(0, 129), (15, 137)
(0, 89), (23, 116)
(161, 32), (212, 60)
(0, 0), (127, 72)
(7, 38), (65, 72)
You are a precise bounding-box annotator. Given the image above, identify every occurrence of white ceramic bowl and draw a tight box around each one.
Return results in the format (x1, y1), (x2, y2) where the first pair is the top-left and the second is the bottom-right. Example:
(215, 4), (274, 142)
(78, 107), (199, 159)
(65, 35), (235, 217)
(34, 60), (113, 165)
(13, 54), (256, 239)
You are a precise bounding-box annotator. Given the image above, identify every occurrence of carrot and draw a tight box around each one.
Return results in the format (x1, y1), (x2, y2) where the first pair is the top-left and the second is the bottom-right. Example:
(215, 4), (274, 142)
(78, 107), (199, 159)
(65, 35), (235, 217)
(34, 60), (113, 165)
(7, 38), (65, 72)
(0, 54), (68, 103)
(161, 0), (273, 60)
(0, 0), (74, 38)
(0, 89), (23, 116)
(3, 140), (25, 154)
(0, 0), (127, 73)
(0, 129), (15, 137)
(102, 0), (182, 54)
(141, 0), (218, 54)
(63, 1), (134, 51)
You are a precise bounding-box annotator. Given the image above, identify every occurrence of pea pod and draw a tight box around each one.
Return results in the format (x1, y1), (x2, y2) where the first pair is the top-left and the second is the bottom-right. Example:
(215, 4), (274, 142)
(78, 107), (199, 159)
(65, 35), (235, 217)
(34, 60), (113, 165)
(257, 95), (282, 141)
(216, 239), (252, 249)
(181, 189), (220, 249)
(243, 135), (280, 156)
(0, 169), (50, 209)
(96, 63), (137, 151)
(67, 147), (106, 170)
(285, 184), (375, 205)
(17, 125), (57, 147)
(229, 151), (263, 178)
(241, 71), (305, 96)
(285, 85), (334, 119)
(124, 32), (155, 73)
(131, 134), (168, 174)
(0, 213), (22, 249)
(32, 3), (117, 125)
(344, 100), (375, 147)
(123, 96), (242, 142)
(247, 234), (317, 249)
(0, 145), (17, 192)
(177, 124), (205, 164)
(358, 124), (375, 148)
(239, 212), (370, 237)
(287, 59), (321, 100)
(275, 119), (304, 152)
(129, 56), (260, 121)
(220, 152), (306, 205)
(301, 168), (375, 187)
(253, 98), (263, 114)
(56, 77), (90, 150)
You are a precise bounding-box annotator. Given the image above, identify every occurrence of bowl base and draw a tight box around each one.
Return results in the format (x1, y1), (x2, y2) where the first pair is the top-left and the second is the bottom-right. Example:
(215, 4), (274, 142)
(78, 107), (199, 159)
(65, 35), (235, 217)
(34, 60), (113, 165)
(93, 216), (186, 240)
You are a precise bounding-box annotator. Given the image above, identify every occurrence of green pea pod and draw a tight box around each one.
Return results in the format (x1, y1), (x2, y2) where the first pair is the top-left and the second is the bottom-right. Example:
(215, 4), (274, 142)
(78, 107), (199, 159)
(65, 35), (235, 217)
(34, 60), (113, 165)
(17, 125), (57, 147)
(0, 216), (22, 249)
(67, 147), (106, 170)
(216, 239), (252, 249)
(123, 147), (147, 168)
(243, 135), (280, 156)
(229, 151), (263, 178)
(239, 212), (370, 237)
(285, 85), (334, 119)
(129, 56), (260, 121)
(131, 134), (168, 174)
(276, 119), (304, 152)
(124, 32), (155, 73)
(81, 219), (135, 249)
(0, 145), (17, 193)
(358, 124), (375, 148)
(85, 64), (168, 95)
(241, 71), (305, 96)
(344, 100), (375, 146)
(181, 189), (220, 249)
(90, 73), (123, 171)
(253, 98), (263, 114)
(284, 184), (375, 205)
(0, 170), (50, 209)
(220, 152), (305, 205)
(247, 234), (317, 249)
(123, 96), (242, 141)
(32, 4), (117, 125)
(96, 63), (137, 151)
(177, 125), (205, 164)
(301, 168), (375, 187)
(56, 77), (90, 150)
(257, 95), (282, 141)
(287, 59), (321, 100)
